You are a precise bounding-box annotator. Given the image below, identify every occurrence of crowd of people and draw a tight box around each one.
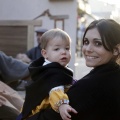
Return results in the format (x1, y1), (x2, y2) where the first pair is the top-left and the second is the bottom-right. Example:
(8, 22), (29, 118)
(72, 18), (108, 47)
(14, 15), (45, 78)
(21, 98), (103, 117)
(0, 19), (120, 120)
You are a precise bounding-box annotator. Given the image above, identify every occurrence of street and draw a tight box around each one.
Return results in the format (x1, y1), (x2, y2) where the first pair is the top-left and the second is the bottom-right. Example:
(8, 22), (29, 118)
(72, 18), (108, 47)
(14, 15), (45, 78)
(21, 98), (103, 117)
(74, 56), (92, 80)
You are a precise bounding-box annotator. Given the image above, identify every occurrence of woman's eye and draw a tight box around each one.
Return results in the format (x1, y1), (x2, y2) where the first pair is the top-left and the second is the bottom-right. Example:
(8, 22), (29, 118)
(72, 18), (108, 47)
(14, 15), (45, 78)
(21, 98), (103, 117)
(95, 41), (102, 46)
(83, 39), (89, 45)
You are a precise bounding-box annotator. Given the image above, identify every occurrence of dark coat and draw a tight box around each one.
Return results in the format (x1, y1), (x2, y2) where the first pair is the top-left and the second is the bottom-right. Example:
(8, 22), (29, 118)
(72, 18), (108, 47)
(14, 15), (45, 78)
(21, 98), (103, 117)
(34, 61), (120, 120)
(26, 45), (42, 61)
(21, 57), (73, 119)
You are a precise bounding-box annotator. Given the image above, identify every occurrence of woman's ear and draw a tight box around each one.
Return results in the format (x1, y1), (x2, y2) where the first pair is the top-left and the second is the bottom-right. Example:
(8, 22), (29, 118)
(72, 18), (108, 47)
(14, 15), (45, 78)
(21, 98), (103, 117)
(41, 49), (47, 58)
(113, 47), (119, 56)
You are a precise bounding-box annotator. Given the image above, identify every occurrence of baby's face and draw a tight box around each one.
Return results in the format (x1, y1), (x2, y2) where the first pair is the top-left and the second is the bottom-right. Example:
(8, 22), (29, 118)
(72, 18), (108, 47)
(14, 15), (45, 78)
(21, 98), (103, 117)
(43, 38), (71, 67)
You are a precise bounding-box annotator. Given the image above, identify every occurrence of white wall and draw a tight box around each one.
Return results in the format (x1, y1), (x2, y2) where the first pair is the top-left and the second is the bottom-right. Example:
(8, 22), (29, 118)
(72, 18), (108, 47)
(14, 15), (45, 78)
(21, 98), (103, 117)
(88, 0), (115, 18)
(0, 0), (77, 72)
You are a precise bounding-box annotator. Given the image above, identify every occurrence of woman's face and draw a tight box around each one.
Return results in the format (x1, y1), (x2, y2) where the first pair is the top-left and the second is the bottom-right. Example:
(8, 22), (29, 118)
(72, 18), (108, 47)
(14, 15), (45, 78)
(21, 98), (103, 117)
(82, 28), (114, 68)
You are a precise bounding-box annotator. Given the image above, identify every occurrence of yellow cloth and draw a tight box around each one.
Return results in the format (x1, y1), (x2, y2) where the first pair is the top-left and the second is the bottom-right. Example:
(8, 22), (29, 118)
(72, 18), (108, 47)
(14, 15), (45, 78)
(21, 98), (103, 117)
(32, 97), (50, 115)
(49, 89), (68, 111)
(31, 89), (68, 115)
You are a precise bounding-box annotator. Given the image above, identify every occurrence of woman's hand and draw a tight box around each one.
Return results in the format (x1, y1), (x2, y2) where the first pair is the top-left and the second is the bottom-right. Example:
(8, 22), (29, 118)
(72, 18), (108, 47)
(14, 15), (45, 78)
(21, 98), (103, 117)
(59, 104), (78, 120)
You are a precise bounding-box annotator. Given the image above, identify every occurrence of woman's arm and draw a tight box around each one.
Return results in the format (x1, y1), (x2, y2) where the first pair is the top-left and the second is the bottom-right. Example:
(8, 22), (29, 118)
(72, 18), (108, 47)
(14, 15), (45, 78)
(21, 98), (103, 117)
(38, 108), (62, 120)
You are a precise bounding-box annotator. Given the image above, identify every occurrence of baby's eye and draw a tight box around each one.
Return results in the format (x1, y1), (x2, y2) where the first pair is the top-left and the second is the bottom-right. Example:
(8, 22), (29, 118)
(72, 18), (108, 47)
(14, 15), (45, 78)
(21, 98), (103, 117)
(54, 48), (59, 51)
(66, 47), (70, 50)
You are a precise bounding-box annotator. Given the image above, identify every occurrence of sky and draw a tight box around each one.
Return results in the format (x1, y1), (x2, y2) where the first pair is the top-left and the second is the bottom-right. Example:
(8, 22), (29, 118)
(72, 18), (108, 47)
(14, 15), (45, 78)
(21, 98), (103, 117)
(99, 0), (120, 5)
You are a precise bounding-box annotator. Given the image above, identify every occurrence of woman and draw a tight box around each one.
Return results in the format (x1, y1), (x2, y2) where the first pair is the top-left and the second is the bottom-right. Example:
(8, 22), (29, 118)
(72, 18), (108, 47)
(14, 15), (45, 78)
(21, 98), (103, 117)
(22, 19), (120, 120)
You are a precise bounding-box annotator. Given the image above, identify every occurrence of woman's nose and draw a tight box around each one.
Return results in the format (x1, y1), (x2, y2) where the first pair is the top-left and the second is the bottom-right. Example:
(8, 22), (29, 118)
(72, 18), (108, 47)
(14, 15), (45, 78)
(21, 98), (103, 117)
(86, 44), (93, 52)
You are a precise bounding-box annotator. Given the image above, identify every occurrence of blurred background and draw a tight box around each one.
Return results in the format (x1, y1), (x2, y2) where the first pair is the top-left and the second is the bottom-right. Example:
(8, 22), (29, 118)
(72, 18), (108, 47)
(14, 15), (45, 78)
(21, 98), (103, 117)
(0, 0), (120, 78)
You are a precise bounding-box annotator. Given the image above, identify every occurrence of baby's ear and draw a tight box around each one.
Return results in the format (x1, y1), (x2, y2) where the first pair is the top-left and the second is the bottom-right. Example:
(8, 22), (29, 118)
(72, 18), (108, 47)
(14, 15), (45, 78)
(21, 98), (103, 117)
(41, 49), (47, 58)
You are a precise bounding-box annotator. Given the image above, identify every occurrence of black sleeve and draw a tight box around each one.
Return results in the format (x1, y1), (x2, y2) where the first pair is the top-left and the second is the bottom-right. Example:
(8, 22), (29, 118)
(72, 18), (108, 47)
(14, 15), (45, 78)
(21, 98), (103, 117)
(35, 78), (99, 120)
(26, 49), (33, 60)
(0, 51), (29, 83)
(38, 109), (62, 120)
(25, 109), (62, 120)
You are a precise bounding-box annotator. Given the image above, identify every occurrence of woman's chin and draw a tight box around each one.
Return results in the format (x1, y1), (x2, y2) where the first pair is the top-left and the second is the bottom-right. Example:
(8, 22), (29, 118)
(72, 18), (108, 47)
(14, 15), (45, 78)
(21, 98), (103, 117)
(86, 62), (95, 67)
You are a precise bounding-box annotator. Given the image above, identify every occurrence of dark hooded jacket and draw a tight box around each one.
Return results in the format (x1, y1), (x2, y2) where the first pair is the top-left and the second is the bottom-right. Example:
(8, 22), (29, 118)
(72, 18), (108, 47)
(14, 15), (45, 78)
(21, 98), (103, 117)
(21, 57), (73, 119)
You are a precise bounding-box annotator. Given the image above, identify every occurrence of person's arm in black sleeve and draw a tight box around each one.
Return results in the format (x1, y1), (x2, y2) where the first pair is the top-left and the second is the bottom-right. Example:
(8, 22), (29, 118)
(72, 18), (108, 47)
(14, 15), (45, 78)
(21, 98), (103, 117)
(38, 109), (62, 120)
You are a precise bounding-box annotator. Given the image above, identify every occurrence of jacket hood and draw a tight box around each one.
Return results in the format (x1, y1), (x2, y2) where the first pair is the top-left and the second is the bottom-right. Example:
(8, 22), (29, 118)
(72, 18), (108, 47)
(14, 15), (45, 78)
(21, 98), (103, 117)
(28, 57), (73, 81)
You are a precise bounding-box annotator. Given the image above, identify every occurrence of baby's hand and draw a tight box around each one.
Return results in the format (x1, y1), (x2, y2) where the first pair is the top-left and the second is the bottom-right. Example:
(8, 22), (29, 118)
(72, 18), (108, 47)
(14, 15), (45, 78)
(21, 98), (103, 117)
(59, 104), (78, 120)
